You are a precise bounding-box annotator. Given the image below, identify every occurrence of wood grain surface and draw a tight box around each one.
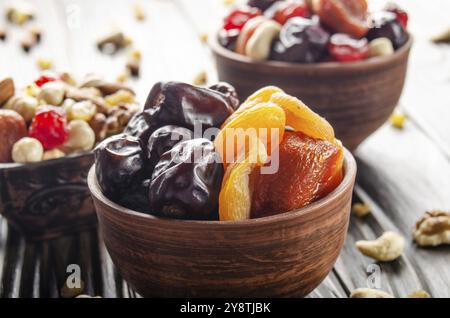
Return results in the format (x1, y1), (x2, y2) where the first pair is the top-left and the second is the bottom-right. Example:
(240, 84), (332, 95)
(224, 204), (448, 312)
(0, 0), (450, 298)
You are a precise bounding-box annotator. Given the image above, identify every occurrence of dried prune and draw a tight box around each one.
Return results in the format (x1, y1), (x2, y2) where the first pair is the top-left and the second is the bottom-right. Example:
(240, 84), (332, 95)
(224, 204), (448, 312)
(143, 81), (235, 132)
(94, 134), (145, 198)
(367, 11), (407, 49)
(146, 125), (193, 171)
(271, 17), (330, 63)
(209, 82), (240, 109)
(247, 0), (279, 12)
(149, 138), (223, 220)
(218, 28), (240, 50)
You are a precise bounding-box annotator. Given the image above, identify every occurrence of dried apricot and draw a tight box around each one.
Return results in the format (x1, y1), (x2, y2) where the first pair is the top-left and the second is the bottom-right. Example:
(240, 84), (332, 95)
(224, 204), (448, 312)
(270, 92), (335, 141)
(219, 139), (267, 221)
(214, 102), (285, 167)
(251, 131), (343, 218)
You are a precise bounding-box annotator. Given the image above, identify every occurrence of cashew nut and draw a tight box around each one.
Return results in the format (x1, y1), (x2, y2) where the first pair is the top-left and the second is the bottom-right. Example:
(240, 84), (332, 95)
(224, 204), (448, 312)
(4, 95), (38, 122)
(350, 288), (394, 298)
(356, 231), (405, 261)
(368, 37), (394, 58)
(63, 120), (96, 152)
(38, 81), (65, 106)
(12, 137), (43, 163)
(352, 203), (371, 218)
(245, 20), (281, 61)
(408, 290), (431, 298)
(413, 211), (450, 247)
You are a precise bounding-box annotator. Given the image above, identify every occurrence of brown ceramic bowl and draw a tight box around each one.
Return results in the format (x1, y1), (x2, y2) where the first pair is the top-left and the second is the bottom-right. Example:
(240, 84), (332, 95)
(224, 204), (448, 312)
(211, 34), (413, 151)
(0, 152), (96, 241)
(88, 149), (356, 297)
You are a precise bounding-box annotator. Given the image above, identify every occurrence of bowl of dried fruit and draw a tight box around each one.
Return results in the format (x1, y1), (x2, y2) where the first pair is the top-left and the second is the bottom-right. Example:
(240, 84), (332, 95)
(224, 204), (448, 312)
(0, 73), (140, 240)
(88, 81), (357, 297)
(211, 0), (412, 151)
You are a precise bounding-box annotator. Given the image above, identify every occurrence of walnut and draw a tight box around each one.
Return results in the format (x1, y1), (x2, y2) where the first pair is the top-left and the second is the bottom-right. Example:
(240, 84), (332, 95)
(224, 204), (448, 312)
(356, 231), (405, 262)
(413, 211), (450, 247)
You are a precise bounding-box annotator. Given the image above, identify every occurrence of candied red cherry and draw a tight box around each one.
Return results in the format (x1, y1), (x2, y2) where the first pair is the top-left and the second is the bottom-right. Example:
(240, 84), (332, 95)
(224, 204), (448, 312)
(384, 2), (408, 29)
(271, 17), (330, 63)
(367, 11), (408, 49)
(274, 0), (311, 25)
(247, 0), (279, 11)
(218, 28), (240, 50)
(223, 6), (261, 31)
(34, 75), (58, 87)
(328, 33), (368, 62)
(29, 106), (68, 150)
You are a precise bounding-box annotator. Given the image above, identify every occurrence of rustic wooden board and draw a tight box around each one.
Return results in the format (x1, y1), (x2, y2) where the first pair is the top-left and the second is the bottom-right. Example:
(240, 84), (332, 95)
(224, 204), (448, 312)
(0, 0), (449, 298)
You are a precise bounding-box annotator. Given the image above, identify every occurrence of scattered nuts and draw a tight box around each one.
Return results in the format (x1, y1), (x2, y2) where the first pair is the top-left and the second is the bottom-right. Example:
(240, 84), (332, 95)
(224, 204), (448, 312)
(12, 137), (44, 163)
(133, 2), (146, 21)
(43, 148), (65, 161)
(97, 31), (129, 54)
(245, 20), (282, 61)
(199, 33), (209, 43)
(28, 24), (42, 43)
(63, 120), (96, 152)
(60, 72), (77, 86)
(0, 25), (6, 41)
(36, 57), (53, 70)
(126, 58), (140, 77)
(105, 103), (138, 135)
(356, 231), (405, 262)
(24, 83), (40, 97)
(20, 31), (38, 53)
(0, 77), (15, 106)
(413, 211), (450, 247)
(79, 75), (135, 96)
(368, 37), (394, 57)
(352, 203), (371, 218)
(4, 95), (38, 122)
(38, 81), (65, 106)
(67, 100), (97, 121)
(193, 70), (207, 86)
(105, 89), (135, 107)
(408, 290), (431, 298)
(390, 112), (406, 129)
(65, 86), (108, 112)
(432, 27), (450, 44)
(60, 280), (85, 298)
(5, 3), (35, 26)
(0, 109), (28, 163)
(350, 288), (394, 298)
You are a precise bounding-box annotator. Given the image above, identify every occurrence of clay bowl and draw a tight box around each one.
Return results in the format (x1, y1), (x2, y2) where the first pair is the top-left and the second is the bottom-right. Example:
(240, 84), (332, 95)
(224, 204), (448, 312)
(0, 152), (96, 241)
(88, 149), (357, 297)
(211, 34), (413, 151)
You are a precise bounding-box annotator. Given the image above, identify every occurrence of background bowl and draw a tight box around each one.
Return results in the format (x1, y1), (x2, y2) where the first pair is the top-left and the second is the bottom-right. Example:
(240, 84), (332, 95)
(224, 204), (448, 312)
(211, 35), (413, 151)
(0, 153), (96, 241)
(89, 149), (357, 297)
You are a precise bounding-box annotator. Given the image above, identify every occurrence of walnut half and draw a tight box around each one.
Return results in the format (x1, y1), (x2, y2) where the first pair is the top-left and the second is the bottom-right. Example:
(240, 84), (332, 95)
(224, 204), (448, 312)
(413, 211), (450, 247)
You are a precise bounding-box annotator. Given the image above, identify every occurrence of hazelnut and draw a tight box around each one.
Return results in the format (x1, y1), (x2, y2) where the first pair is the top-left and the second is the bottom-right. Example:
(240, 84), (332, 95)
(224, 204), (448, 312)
(4, 95), (38, 122)
(38, 81), (65, 106)
(67, 100), (97, 121)
(64, 120), (96, 152)
(12, 137), (44, 163)
(0, 109), (27, 163)
(43, 148), (65, 161)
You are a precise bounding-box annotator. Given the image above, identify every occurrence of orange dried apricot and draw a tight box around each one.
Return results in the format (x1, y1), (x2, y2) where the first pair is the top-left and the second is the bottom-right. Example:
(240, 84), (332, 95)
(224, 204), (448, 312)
(219, 139), (267, 221)
(251, 131), (344, 218)
(214, 101), (285, 167)
(270, 92), (335, 142)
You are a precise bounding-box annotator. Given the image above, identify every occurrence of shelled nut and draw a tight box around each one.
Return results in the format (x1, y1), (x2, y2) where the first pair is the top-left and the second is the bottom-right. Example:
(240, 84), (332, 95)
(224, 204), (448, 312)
(350, 288), (394, 298)
(369, 37), (394, 57)
(0, 77), (15, 106)
(192, 70), (207, 86)
(97, 31), (129, 54)
(37, 57), (53, 70)
(38, 81), (65, 105)
(352, 203), (371, 217)
(5, 3), (35, 25)
(63, 120), (96, 152)
(0, 25), (6, 41)
(245, 20), (282, 61)
(43, 148), (65, 161)
(12, 137), (43, 163)
(105, 89), (135, 107)
(356, 231), (405, 262)
(66, 100), (97, 121)
(408, 290), (431, 298)
(28, 24), (42, 43)
(4, 95), (38, 122)
(88, 112), (108, 141)
(79, 75), (135, 96)
(413, 210), (450, 247)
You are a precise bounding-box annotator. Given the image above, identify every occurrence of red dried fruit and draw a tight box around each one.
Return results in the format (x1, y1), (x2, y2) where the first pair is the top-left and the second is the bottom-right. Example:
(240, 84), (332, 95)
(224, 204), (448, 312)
(29, 106), (69, 150)
(34, 75), (58, 87)
(251, 131), (343, 218)
(328, 33), (368, 62)
(314, 0), (369, 38)
(223, 6), (262, 31)
(274, 0), (310, 25)
(385, 3), (408, 29)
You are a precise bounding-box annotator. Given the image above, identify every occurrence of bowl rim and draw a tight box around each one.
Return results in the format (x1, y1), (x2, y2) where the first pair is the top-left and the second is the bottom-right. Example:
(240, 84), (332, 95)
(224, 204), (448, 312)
(210, 30), (413, 73)
(0, 151), (93, 171)
(88, 148), (357, 227)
